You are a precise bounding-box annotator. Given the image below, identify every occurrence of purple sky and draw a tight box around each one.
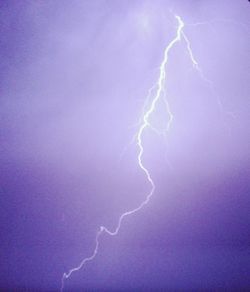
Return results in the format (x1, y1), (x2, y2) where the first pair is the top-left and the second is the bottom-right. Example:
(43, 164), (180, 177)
(1, 1), (250, 291)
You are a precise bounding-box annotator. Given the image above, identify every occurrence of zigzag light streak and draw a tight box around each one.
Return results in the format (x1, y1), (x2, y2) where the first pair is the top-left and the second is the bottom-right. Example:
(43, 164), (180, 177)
(60, 15), (204, 291)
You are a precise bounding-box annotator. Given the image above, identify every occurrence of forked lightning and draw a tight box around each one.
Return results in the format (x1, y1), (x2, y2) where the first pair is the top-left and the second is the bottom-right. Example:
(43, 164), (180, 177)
(61, 14), (219, 291)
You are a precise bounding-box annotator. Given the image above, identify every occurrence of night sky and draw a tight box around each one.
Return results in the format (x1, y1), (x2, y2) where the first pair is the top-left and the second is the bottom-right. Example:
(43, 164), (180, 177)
(1, 1), (250, 291)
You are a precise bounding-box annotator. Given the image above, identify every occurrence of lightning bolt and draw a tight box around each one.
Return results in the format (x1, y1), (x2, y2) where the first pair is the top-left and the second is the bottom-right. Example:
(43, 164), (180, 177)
(61, 14), (224, 291)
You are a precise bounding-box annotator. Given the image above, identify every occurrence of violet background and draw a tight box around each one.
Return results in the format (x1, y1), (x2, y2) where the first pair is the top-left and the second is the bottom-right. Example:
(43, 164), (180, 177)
(0, 0), (250, 291)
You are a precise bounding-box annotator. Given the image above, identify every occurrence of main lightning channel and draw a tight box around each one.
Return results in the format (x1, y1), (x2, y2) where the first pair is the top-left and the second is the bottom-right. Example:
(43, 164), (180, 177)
(61, 15), (184, 291)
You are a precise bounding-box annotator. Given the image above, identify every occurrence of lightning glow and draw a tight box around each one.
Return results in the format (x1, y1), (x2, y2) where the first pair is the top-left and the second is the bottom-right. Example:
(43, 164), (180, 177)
(61, 14), (219, 291)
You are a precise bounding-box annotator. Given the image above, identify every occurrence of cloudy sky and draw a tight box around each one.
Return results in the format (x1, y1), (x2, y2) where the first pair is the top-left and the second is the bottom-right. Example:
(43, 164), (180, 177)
(1, 1), (250, 290)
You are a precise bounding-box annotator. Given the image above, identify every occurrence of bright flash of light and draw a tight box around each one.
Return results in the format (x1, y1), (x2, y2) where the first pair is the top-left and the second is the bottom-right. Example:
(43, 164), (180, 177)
(60, 14), (218, 291)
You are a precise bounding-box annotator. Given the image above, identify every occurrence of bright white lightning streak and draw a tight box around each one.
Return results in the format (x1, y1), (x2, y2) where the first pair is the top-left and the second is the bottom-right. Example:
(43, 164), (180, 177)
(61, 15), (188, 291)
